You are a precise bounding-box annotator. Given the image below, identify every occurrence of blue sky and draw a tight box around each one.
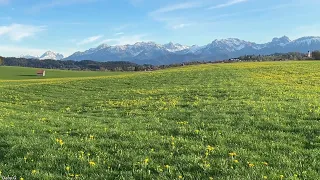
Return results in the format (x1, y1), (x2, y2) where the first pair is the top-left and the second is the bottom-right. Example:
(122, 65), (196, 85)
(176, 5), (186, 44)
(0, 0), (320, 57)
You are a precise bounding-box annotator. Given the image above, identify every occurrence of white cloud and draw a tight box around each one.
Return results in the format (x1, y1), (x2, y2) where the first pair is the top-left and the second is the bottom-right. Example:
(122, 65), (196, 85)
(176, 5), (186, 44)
(0, 24), (46, 41)
(150, 2), (201, 15)
(77, 35), (103, 45)
(114, 32), (124, 36)
(208, 0), (248, 9)
(99, 34), (149, 45)
(172, 23), (192, 30)
(29, 0), (97, 12)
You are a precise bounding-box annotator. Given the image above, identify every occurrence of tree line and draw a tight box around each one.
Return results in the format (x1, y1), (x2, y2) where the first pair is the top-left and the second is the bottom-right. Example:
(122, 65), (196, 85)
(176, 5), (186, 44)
(236, 52), (316, 62)
(0, 50), (319, 71)
(0, 57), (150, 71)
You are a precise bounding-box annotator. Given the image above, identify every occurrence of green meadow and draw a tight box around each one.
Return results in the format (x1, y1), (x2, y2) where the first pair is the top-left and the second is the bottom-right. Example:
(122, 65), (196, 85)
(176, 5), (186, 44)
(0, 61), (319, 179)
(0, 66), (127, 80)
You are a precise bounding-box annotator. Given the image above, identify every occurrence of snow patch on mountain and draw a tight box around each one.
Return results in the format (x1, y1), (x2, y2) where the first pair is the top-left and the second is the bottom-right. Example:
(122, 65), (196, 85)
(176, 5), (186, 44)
(163, 42), (190, 52)
(19, 54), (40, 59)
(291, 36), (320, 45)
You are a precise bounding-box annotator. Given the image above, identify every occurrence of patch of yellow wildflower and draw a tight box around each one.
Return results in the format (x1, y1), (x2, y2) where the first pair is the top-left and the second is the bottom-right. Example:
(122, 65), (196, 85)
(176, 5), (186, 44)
(229, 152), (237, 157)
(89, 161), (96, 167)
(56, 138), (64, 146)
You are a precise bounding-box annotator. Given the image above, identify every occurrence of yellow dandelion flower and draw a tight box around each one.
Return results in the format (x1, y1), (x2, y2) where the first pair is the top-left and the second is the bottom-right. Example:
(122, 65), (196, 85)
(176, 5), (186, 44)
(89, 135), (94, 140)
(263, 176), (267, 179)
(248, 163), (254, 168)
(89, 161), (96, 166)
(144, 158), (149, 164)
(209, 177), (214, 180)
(262, 162), (268, 166)
(280, 175), (284, 179)
(178, 175), (183, 179)
(31, 170), (37, 174)
(195, 130), (200, 134)
(56, 138), (64, 146)
(66, 166), (70, 171)
(234, 160), (239, 163)
(229, 152), (237, 157)
(20, 178), (24, 180)
(206, 145), (214, 152)
(165, 165), (170, 169)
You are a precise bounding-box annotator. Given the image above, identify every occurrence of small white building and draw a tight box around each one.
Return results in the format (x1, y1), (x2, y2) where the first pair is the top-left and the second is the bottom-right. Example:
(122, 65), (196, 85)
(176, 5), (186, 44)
(37, 70), (46, 77)
(308, 51), (312, 58)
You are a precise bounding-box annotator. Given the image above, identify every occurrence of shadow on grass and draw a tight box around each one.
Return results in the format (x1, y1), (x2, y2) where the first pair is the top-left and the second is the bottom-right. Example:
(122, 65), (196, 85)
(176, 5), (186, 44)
(18, 75), (38, 77)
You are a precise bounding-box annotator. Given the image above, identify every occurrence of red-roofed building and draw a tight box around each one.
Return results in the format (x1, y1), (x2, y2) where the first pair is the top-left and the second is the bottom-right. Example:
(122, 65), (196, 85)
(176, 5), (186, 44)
(37, 70), (46, 77)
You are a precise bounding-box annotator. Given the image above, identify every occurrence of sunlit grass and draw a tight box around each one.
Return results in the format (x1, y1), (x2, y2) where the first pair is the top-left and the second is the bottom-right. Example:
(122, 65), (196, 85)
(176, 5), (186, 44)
(0, 61), (320, 179)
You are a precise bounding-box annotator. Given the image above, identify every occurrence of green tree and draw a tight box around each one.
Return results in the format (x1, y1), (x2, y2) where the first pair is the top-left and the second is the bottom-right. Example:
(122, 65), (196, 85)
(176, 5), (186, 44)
(0, 57), (3, 66)
(312, 51), (320, 60)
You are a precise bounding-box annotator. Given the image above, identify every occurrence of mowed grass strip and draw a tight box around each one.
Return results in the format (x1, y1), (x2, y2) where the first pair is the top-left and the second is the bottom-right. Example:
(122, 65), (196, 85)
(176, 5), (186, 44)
(0, 61), (320, 180)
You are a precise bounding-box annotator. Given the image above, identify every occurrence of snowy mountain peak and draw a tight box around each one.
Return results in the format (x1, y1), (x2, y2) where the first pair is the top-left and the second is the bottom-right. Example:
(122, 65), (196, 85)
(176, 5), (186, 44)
(40, 51), (64, 60)
(290, 36), (320, 46)
(208, 38), (252, 51)
(271, 36), (291, 46)
(163, 42), (190, 52)
(134, 41), (159, 47)
(96, 44), (110, 50)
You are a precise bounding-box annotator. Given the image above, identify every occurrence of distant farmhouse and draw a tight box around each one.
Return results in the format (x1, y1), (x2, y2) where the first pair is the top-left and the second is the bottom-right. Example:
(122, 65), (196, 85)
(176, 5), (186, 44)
(37, 70), (46, 77)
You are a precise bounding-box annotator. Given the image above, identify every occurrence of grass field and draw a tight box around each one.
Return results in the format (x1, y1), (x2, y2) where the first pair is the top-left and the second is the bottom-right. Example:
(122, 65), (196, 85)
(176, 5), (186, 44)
(0, 66), (129, 80)
(0, 62), (320, 180)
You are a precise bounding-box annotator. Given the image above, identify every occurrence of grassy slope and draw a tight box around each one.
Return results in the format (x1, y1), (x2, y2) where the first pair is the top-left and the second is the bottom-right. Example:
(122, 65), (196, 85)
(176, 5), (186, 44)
(0, 62), (320, 180)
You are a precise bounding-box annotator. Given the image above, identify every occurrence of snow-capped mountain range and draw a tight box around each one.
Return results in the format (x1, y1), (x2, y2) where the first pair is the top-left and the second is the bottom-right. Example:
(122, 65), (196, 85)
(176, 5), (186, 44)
(21, 36), (320, 65)
(21, 51), (64, 60)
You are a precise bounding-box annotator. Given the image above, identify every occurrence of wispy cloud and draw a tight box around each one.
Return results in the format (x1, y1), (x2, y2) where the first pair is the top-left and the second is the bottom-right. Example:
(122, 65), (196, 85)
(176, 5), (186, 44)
(150, 2), (202, 15)
(0, 24), (46, 41)
(151, 15), (194, 30)
(29, 0), (97, 12)
(205, 3), (296, 22)
(172, 23), (192, 30)
(208, 0), (248, 9)
(114, 32), (124, 36)
(77, 35), (103, 45)
(113, 24), (134, 31)
(99, 34), (149, 45)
